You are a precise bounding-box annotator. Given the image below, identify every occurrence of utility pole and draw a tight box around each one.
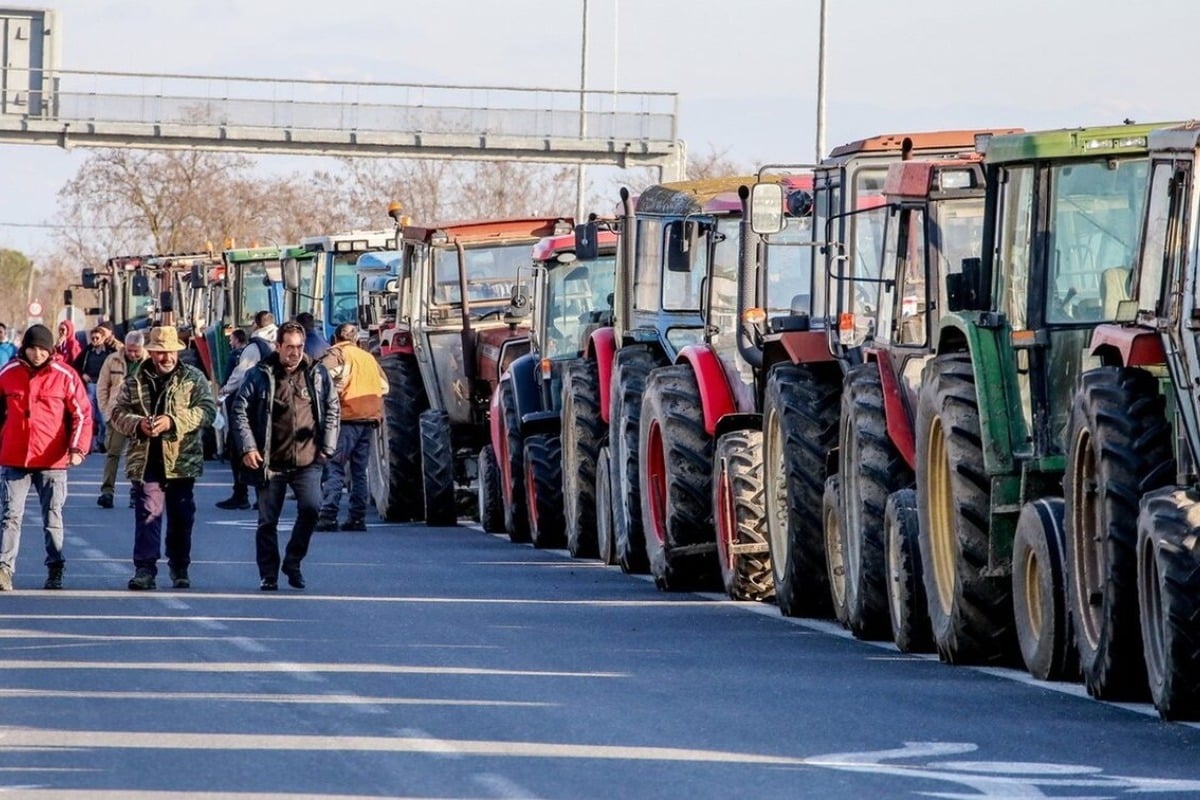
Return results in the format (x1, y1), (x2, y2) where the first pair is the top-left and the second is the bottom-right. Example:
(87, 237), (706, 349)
(816, 0), (828, 162)
(576, 0), (590, 222)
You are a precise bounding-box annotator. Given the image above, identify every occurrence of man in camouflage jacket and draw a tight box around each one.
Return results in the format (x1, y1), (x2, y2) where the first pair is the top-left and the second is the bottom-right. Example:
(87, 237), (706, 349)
(111, 327), (217, 591)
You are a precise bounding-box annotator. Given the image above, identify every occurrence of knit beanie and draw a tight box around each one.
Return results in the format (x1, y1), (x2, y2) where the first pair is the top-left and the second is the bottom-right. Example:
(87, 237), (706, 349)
(21, 324), (54, 353)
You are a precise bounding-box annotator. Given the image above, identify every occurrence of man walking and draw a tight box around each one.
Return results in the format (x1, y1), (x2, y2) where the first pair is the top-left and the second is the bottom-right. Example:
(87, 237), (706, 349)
(216, 311), (276, 510)
(110, 327), (216, 590)
(317, 323), (388, 531)
(0, 324), (92, 591)
(232, 321), (339, 591)
(96, 331), (146, 508)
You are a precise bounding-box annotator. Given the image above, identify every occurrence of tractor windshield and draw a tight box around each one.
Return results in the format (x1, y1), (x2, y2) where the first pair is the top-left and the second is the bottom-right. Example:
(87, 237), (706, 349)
(432, 243), (528, 306)
(764, 213), (816, 318)
(540, 254), (617, 359)
(237, 261), (273, 328)
(330, 254), (361, 324)
(1044, 158), (1148, 324)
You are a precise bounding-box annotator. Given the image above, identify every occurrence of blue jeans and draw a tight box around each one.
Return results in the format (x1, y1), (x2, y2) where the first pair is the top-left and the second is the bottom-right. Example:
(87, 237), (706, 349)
(132, 478), (196, 575)
(86, 382), (105, 449)
(0, 467), (68, 574)
(320, 422), (373, 522)
(255, 462), (322, 579)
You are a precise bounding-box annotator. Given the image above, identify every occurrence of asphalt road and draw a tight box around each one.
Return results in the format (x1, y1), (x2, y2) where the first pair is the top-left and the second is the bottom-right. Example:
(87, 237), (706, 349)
(1, 457), (1200, 799)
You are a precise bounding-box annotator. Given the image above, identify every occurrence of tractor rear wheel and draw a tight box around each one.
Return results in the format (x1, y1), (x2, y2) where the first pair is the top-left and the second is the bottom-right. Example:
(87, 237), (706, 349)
(372, 355), (426, 521)
(1137, 488), (1200, 721)
(640, 365), (718, 591)
(498, 380), (530, 543)
(562, 358), (604, 558)
(477, 444), (504, 533)
(839, 363), (911, 640)
(1012, 498), (1079, 681)
(419, 409), (457, 527)
(762, 363), (839, 617)
(610, 345), (665, 574)
(524, 434), (566, 549)
(595, 446), (617, 565)
(713, 429), (774, 602)
(884, 489), (933, 653)
(1065, 367), (1172, 699)
(915, 352), (1016, 665)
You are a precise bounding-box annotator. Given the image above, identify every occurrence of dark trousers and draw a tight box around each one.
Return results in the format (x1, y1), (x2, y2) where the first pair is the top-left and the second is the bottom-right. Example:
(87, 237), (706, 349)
(133, 478), (196, 575)
(255, 462), (322, 578)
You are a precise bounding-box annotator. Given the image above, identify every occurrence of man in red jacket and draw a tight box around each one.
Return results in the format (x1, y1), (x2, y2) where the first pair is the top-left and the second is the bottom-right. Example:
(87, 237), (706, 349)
(0, 324), (92, 591)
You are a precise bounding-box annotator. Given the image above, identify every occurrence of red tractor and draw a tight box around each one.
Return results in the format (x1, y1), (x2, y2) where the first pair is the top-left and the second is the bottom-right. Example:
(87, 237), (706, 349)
(480, 223), (618, 546)
(369, 215), (573, 525)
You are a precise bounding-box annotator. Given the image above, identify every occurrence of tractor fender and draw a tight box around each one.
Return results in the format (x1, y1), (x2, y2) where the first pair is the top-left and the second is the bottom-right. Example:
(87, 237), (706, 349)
(588, 326), (617, 423)
(676, 344), (736, 437)
(506, 353), (545, 425)
(713, 412), (762, 441)
(874, 350), (916, 471)
(379, 327), (415, 357)
(1087, 323), (1165, 367)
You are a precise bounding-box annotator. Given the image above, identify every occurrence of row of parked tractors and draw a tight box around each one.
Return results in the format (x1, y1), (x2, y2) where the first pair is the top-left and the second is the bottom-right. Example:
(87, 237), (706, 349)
(365, 121), (1200, 722)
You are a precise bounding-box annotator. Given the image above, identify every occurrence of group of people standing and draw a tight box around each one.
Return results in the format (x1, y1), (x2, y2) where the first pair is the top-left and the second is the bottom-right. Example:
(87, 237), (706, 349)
(0, 310), (387, 594)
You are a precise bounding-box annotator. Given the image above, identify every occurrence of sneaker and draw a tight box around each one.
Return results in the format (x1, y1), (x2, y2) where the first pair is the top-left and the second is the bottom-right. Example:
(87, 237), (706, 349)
(216, 495), (252, 510)
(340, 518), (367, 532)
(314, 518), (339, 532)
(169, 567), (190, 589)
(97, 493), (114, 508)
(0, 567), (12, 591)
(281, 565), (305, 589)
(127, 569), (156, 591)
(44, 564), (63, 590)
(259, 576), (278, 591)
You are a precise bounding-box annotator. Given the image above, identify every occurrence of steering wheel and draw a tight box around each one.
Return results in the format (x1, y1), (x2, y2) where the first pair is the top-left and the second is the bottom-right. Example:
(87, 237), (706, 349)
(333, 296), (358, 323)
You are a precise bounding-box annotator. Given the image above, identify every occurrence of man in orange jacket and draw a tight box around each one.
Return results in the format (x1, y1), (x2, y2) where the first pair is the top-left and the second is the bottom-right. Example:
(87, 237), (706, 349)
(0, 324), (92, 591)
(316, 323), (388, 532)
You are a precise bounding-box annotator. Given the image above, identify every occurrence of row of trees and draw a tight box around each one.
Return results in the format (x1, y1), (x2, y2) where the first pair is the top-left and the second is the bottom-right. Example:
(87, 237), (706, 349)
(0, 145), (746, 331)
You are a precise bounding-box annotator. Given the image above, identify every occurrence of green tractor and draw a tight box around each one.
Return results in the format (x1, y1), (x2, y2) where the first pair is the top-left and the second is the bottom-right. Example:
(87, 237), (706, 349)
(915, 122), (1169, 669)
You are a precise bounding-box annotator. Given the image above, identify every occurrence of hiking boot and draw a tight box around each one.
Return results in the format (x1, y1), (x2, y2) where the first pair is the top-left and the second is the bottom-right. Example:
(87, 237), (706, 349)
(314, 517), (339, 532)
(169, 566), (190, 589)
(43, 564), (63, 590)
(216, 494), (251, 510)
(127, 568), (156, 591)
(259, 576), (278, 591)
(97, 493), (114, 509)
(281, 565), (305, 589)
(340, 518), (367, 532)
(0, 567), (12, 592)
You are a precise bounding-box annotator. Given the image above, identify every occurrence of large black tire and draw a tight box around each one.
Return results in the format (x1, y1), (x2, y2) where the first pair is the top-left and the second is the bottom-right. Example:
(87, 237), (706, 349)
(915, 352), (1016, 665)
(373, 355), (426, 521)
(1012, 498), (1079, 682)
(823, 476), (849, 627)
(839, 363), (912, 640)
(640, 365), (718, 591)
(713, 430), (774, 602)
(1065, 367), (1173, 699)
(562, 358), (604, 558)
(763, 363), (839, 617)
(477, 444), (504, 533)
(595, 446), (617, 565)
(1137, 488), (1200, 721)
(524, 434), (566, 549)
(419, 409), (457, 527)
(884, 489), (933, 654)
(610, 345), (665, 574)
(498, 380), (530, 543)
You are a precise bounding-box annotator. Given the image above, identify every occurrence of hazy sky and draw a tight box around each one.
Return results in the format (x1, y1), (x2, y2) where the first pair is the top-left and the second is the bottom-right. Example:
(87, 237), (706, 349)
(0, 0), (1196, 259)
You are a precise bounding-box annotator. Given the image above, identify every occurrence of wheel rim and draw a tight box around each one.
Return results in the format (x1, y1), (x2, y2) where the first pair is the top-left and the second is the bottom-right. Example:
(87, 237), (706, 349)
(886, 513), (904, 633)
(825, 488), (846, 608)
(1070, 426), (1104, 649)
(562, 394), (578, 524)
(716, 459), (737, 572)
(646, 419), (667, 545)
(1023, 547), (1043, 641)
(597, 452), (613, 560)
(844, 423), (863, 590)
(764, 407), (790, 577)
(1139, 532), (1165, 685)
(926, 414), (956, 615)
(524, 459), (539, 534)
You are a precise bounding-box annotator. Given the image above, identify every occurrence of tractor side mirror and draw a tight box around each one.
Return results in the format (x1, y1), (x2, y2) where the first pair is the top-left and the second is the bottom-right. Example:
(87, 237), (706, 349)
(159, 290), (174, 313)
(947, 257), (982, 312)
(281, 258), (300, 291)
(81, 268), (97, 289)
(575, 222), (599, 261)
(63, 289), (74, 306)
(507, 286), (532, 319)
(190, 264), (204, 289)
(750, 182), (785, 235)
(131, 271), (151, 296)
(666, 220), (694, 272)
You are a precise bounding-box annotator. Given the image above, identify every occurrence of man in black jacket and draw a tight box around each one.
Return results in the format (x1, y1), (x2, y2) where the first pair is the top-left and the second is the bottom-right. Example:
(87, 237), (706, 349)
(231, 321), (339, 591)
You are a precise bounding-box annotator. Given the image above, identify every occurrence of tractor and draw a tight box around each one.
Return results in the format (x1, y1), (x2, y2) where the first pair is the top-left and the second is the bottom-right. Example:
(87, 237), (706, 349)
(354, 249), (403, 354)
(914, 122), (1170, 670)
(480, 222), (617, 547)
(298, 229), (396, 340)
(1065, 122), (1200, 719)
(369, 212), (572, 526)
(748, 129), (1018, 620)
(81, 251), (222, 338)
